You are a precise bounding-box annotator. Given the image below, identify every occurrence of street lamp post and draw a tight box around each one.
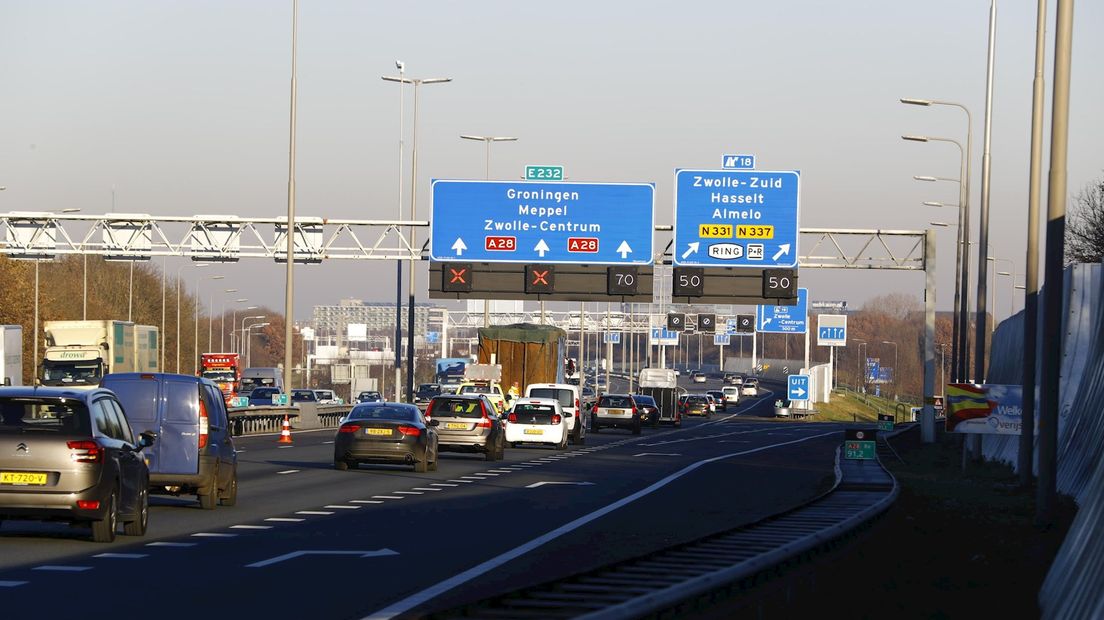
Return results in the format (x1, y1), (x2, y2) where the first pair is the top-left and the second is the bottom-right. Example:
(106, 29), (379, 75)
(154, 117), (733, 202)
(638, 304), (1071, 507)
(211, 288), (237, 353)
(882, 340), (899, 401)
(461, 134), (518, 329)
(916, 177), (963, 385)
(382, 61), (407, 403)
(176, 263), (210, 373)
(220, 297), (246, 352)
(239, 314), (265, 356)
(230, 306), (258, 354)
(194, 275), (224, 374)
(245, 322), (270, 368)
(853, 339), (867, 392)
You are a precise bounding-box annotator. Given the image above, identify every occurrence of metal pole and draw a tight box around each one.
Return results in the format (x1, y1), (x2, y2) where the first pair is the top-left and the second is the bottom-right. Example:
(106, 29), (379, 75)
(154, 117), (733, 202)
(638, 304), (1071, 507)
(483, 142), (491, 330)
(1020, 0), (1046, 487)
(283, 0), (299, 397)
(128, 261), (134, 322)
(176, 273), (181, 372)
(394, 63), (405, 402)
(605, 302), (611, 390)
(160, 256), (166, 372)
(922, 229), (937, 442)
(1038, 0), (1074, 525)
(406, 81), (421, 402)
(82, 254), (87, 320)
(33, 261), (39, 385)
(975, 0), (997, 384)
(193, 275), (199, 374)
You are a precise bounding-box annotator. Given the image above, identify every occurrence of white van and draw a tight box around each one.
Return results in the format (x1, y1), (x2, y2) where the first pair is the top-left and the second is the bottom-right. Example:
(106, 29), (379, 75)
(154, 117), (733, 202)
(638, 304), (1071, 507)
(524, 383), (585, 444)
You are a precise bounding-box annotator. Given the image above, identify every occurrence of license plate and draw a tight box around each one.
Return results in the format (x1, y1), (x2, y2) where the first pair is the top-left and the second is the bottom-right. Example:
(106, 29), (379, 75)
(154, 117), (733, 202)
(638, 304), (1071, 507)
(0, 472), (47, 486)
(523, 429), (543, 435)
(608, 409), (625, 415)
(445, 422), (469, 430)
(366, 428), (392, 436)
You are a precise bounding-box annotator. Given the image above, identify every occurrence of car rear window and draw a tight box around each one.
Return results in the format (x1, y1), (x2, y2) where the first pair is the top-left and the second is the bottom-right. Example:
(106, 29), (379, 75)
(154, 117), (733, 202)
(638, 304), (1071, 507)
(251, 388), (278, 398)
(633, 396), (656, 406)
(429, 398), (485, 419)
(513, 404), (556, 415)
(528, 388), (573, 407)
(0, 398), (92, 434)
(459, 385), (492, 394)
(349, 406), (417, 422)
(598, 396), (633, 408)
(687, 396), (708, 404)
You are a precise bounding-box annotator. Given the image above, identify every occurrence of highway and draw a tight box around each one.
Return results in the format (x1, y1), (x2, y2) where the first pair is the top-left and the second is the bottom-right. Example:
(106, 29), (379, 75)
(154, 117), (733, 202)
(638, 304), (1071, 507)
(0, 378), (849, 618)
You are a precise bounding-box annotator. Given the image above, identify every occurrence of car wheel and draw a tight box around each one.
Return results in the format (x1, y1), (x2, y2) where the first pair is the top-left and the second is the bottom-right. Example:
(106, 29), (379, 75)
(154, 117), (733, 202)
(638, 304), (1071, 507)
(123, 487), (148, 537)
(334, 459), (349, 471)
(198, 474), (218, 510)
(91, 489), (118, 543)
(575, 426), (586, 445)
(220, 469), (238, 507)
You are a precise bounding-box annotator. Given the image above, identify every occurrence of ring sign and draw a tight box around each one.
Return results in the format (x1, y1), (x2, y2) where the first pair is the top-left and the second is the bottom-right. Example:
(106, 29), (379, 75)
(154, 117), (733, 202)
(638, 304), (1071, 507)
(673, 169), (800, 268)
(431, 180), (654, 265)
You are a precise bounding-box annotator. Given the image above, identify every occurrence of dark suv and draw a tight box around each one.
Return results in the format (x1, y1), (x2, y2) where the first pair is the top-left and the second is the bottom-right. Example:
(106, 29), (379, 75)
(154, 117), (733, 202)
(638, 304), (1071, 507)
(424, 394), (505, 461)
(413, 384), (443, 410)
(0, 387), (156, 542)
(101, 373), (238, 510)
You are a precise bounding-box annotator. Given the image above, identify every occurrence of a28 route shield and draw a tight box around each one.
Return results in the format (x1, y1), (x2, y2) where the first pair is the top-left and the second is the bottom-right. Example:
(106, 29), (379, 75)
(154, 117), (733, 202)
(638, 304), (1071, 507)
(673, 169), (800, 267)
(430, 180), (655, 265)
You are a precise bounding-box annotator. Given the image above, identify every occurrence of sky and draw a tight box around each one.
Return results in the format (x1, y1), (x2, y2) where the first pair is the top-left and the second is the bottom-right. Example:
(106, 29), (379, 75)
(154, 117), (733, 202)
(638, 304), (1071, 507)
(1, 0), (1101, 322)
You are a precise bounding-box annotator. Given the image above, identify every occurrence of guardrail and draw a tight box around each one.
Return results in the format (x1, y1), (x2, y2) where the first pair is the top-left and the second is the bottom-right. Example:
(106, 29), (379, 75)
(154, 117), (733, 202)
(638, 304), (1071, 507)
(227, 403), (353, 436)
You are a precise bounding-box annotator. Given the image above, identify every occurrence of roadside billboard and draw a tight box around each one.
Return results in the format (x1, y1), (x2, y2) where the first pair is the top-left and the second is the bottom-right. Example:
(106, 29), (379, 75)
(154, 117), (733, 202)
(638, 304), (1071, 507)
(945, 383), (1024, 434)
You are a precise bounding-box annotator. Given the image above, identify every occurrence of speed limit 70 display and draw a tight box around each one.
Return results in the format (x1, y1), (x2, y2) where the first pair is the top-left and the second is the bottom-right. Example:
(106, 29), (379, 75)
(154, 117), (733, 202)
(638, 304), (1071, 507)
(672, 267), (705, 297)
(762, 268), (798, 298)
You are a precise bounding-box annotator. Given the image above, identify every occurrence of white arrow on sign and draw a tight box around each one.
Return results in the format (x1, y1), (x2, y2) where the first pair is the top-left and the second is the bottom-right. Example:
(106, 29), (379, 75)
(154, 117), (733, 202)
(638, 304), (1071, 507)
(525, 481), (595, 489)
(681, 242), (700, 260)
(792, 386), (806, 397)
(771, 243), (791, 262)
(617, 240), (632, 259)
(246, 548), (399, 568)
(534, 239), (550, 257)
(451, 238), (467, 256)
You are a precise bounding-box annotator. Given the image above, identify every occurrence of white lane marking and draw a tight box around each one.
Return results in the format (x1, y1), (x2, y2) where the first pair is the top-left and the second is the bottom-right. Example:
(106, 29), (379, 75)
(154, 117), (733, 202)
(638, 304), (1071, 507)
(372, 496), (404, 500)
(325, 505), (362, 510)
(364, 429), (838, 620)
(633, 452), (681, 457)
(460, 476), (483, 480)
(191, 532), (238, 538)
(265, 518), (306, 522)
(488, 469), (513, 473)
(323, 440), (335, 444)
(0, 581), (28, 587)
(447, 479), (474, 484)
(92, 553), (148, 559)
(638, 427), (776, 447)
(523, 462), (543, 465)
(146, 541), (198, 547)
(231, 525), (274, 530)
(33, 566), (93, 572)
(236, 449), (246, 453)
(392, 491), (422, 495)
(412, 487), (442, 491)
(525, 481), (595, 488)
(278, 446), (294, 449)
(246, 548), (399, 569)
(430, 483), (458, 487)
(473, 472), (499, 476)
(296, 511), (335, 515)
(350, 500), (384, 504)
(277, 470), (300, 475)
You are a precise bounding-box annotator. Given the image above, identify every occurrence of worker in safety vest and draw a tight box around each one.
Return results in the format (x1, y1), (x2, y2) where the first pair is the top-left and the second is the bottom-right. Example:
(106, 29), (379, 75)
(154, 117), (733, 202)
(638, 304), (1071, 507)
(508, 381), (521, 401)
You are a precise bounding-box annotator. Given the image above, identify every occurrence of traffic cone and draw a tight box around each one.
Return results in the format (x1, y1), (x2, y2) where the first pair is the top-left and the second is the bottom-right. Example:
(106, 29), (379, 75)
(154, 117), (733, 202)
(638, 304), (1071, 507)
(278, 414), (293, 444)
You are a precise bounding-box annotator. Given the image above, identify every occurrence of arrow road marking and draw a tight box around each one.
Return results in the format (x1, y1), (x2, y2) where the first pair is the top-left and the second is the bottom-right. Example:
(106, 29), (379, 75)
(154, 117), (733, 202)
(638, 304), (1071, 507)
(451, 238), (467, 256)
(681, 242), (700, 260)
(617, 240), (632, 259)
(246, 548), (399, 569)
(534, 239), (550, 257)
(525, 481), (595, 489)
(771, 243), (791, 261)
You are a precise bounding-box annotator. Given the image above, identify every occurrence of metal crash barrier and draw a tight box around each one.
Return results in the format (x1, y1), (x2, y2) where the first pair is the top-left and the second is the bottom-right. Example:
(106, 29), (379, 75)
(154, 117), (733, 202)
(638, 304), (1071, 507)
(227, 404), (353, 436)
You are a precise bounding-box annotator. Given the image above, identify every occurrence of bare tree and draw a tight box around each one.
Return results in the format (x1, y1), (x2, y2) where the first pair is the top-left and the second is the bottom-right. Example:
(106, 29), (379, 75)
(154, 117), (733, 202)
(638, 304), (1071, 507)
(1066, 176), (1104, 264)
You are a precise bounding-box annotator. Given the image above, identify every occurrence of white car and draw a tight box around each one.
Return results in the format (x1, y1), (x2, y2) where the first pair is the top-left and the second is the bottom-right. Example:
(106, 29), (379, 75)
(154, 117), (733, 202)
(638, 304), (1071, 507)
(313, 389), (340, 404)
(525, 383), (585, 445)
(741, 378), (759, 397)
(722, 386), (741, 408)
(691, 372), (707, 384)
(505, 398), (569, 449)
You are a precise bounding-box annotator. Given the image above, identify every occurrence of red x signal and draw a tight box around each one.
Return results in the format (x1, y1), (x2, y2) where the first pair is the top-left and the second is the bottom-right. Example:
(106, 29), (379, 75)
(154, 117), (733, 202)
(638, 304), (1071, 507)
(449, 267), (467, 284)
(532, 270), (550, 285)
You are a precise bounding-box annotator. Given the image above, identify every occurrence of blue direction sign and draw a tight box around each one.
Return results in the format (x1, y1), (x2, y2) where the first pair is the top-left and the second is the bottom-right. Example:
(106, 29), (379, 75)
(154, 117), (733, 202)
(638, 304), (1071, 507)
(431, 180), (655, 265)
(673, 169), (800, 267)
(713, 334), (731, 346)
(721, 154), (756, 170)
(757, 288), (808, 334)
(604, 332), (621, 344)
(788, 374), (810, 401)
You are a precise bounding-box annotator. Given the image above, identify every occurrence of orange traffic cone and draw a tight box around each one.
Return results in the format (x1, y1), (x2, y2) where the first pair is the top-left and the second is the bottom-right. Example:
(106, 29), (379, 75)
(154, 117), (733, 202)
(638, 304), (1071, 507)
(278, 414), (293, 444)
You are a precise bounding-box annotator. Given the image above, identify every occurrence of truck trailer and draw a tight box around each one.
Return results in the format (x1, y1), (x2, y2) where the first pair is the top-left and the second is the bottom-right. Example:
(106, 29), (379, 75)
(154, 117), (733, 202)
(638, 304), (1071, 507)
(40, 320), (159, 389)
(476, 323), (566, 394)
(200, 352), (242, 402)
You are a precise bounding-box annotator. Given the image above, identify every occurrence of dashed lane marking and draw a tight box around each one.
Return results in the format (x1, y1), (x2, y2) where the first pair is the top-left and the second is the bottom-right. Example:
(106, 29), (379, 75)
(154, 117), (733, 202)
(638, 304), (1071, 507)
(33, 566), (92, 572)
(372, 496), (404, 500)
(265, 518), (306, 522)
(92, 553), (148, 559)
(447, 479), (474, 484)
(430, 483), (458, 487)
(325, 505), (362, 510)
(0, 581), (28, 587)
(350, 500), (384, 504)
(392, 491), (422, 495)
(146, 541), (198, 547)
(412, 487), (442, 491)
(277, 470), (300, 475)
(231, 525), (274, 530)
(295, 511), (335, 515)
(191, 532), (238, 538)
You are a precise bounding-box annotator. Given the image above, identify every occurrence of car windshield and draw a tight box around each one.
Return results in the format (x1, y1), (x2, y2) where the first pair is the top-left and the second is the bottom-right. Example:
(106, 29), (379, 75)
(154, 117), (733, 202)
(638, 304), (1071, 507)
(291, 391), (316, 402)
(251, 388), (278, 398)
(429, 398), (485, 419)
(459, 385), (492, 395)
(40, 360), (103, 386)
(598, 395), (633, 408)
(241, 377), (276, 389)
(202, 371), (236, 383)
(0, 398), (92, 434)
(359, 392), (382, 400)
(528, 388), (573, 407)
(633, 396), (656, 406)
(513, 404), (556, 415)
(349, 405), (418, 422)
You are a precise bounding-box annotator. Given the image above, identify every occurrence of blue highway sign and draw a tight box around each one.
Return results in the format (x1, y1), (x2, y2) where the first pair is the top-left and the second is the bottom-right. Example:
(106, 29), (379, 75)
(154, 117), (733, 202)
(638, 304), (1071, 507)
(787, 374), (810, 401)
(713, 334), (731, 346)
(673, 169), (800, 267)
(431, 180), (655, 265)
(604, 332), (621, 344)
(721, 154), (756, 170)
(757, 288), (808, 334)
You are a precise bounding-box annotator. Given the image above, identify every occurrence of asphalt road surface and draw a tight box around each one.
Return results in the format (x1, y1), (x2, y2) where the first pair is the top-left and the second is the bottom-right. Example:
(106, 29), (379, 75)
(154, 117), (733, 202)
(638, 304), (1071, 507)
(0, 377), (847, 619)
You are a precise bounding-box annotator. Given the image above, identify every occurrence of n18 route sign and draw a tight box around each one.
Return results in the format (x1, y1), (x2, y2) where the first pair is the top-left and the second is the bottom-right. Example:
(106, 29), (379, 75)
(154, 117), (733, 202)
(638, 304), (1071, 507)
(431, 180), (654, 265)
(673, 169), (800, 268)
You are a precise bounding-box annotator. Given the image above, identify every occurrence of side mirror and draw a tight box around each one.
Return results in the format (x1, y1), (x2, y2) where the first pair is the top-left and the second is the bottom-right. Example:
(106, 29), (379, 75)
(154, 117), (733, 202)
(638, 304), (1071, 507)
(138, 431), (158, 449)
(428, 419), (440, 427)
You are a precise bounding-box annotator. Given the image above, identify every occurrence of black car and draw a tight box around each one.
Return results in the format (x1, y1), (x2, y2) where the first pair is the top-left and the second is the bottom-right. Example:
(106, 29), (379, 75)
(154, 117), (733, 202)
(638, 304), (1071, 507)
(357, 391), (384, 403)
(632, 394), (661, 427)
(0, 387), (156, 542)
(413, 383), (443, 409)
(333, 403), (439, 472)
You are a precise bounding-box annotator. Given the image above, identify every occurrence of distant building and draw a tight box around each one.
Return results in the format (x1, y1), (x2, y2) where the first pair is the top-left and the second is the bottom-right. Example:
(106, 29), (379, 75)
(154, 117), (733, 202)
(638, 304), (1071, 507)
(310, 298), (438, 348)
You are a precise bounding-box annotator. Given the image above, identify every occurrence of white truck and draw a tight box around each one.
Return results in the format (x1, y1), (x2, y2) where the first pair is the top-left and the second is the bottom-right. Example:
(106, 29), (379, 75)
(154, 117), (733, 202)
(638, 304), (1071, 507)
(638, 367), (682, 427)
(40, 320), (159, 389)
(1, 325), (23, 386)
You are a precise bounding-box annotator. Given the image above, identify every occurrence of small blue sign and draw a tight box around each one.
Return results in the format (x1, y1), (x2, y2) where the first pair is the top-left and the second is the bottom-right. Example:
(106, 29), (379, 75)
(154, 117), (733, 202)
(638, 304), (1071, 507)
(650, 328), (680, 345)
(431, 180), (655, 265)
(713, 334), (731, 346)
(425, 331), (440, 344)
(722, 154), (756, 170)
(866, 358), (880, 383)
(757, 288), (808, 334)
(788, 375), (810, 401)
(818, 326), (845, 341)
(604, 332), (621, 344)
(673, 169), (800, 267)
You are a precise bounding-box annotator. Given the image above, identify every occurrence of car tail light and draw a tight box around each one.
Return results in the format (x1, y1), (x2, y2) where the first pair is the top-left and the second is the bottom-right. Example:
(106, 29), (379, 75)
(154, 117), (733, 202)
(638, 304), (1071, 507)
(592, 404), (599, 414)
(77, 500), (101, 510)
(68, 440), (103, 463)
(477, 401), (494, 428)
(575, 398), (580, 412)
(397, 425), (421, 437)
(551, 414), (562, 425)
(338, 424), (361, 434)
(198, 396), (210, 449)
(507, 413), (518, 423)
(631, 406), (638, 417)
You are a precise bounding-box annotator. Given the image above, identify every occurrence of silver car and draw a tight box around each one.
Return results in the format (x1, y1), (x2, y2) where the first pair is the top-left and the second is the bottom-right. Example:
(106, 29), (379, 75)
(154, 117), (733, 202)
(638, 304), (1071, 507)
(592, 393), (641, 435)
(425, 394), (505, 461)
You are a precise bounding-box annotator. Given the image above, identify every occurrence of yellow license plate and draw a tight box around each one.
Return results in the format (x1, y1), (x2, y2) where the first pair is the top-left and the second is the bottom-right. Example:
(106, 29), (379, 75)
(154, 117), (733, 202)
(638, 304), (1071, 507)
(445, 422), (469, 430)
(698, 224), (733, 238)
(367, 428), (392, 436)
(608, 409), (625, 415)
(735, 224), (774, 239)
(1, 472), (47, 485)
(523, 429), (543, 435)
